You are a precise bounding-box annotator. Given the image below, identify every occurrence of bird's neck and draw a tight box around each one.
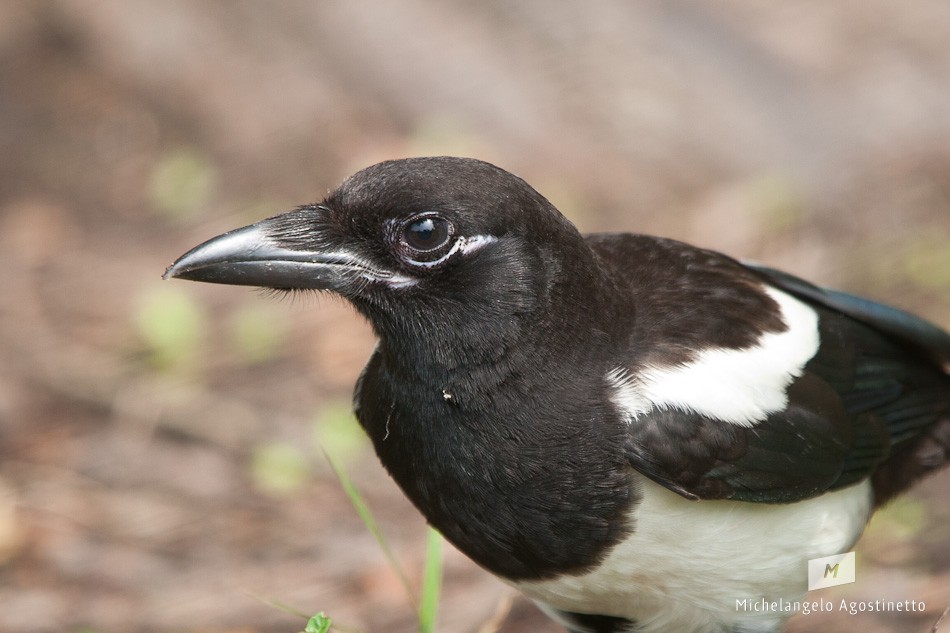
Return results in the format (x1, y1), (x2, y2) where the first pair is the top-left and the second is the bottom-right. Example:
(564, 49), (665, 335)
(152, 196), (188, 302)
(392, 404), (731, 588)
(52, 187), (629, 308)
(367, 240), (622, 383)
(350, 247), (635, 580)
(358, 322), (634, 581)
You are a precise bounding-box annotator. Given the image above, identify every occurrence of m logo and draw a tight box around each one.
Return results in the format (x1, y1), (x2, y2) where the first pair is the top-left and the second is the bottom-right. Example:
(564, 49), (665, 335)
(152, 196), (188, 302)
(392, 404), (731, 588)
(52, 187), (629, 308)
(808, 552), (856, 590)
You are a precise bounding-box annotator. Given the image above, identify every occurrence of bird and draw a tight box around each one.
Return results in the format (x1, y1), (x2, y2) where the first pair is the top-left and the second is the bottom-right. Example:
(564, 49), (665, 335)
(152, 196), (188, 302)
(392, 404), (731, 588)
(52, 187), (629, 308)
(164, 156), (950, 633)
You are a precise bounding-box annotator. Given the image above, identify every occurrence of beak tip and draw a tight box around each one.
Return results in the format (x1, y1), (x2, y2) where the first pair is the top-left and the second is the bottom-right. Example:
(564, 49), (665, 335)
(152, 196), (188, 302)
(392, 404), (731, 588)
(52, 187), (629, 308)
(162, 258), (190, 280)
(162, 225), (260, 284)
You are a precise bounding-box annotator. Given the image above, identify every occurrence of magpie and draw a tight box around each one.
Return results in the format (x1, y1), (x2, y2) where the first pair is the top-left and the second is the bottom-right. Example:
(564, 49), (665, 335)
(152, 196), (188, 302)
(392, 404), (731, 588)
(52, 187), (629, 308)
(165, 157), (950, 633)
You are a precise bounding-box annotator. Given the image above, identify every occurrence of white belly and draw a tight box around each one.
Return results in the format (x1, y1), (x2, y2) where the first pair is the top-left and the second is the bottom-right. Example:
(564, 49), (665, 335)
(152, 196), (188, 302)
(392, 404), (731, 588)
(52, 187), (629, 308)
(513, 478), (873, 633)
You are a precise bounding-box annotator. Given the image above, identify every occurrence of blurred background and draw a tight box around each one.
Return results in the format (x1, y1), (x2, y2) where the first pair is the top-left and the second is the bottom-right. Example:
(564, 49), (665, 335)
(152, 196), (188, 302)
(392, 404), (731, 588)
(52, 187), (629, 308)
(0, 1), (948, 632)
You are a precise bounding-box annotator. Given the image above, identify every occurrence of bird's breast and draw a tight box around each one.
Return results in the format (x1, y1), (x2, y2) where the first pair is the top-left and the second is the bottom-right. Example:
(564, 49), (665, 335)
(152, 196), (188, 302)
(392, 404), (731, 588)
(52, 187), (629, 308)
(354, 352), (637, 580)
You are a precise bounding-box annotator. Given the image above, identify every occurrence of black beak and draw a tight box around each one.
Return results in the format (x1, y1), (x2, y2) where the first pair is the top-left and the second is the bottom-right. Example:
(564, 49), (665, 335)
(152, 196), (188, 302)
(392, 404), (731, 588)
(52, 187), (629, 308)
(163, 216), (368, 291)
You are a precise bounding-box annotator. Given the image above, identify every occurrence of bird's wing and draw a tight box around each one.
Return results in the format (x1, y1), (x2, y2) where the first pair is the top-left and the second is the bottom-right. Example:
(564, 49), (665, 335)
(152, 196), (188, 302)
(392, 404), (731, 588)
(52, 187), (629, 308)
(601, 237), (950, 504)
(746, 263), (950, 368)
(621, 365), (887, 503)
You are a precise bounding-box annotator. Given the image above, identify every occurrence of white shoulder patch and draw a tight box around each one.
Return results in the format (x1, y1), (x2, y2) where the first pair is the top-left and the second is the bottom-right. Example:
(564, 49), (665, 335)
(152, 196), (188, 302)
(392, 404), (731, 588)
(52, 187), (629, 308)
(608, 287), (820, 427)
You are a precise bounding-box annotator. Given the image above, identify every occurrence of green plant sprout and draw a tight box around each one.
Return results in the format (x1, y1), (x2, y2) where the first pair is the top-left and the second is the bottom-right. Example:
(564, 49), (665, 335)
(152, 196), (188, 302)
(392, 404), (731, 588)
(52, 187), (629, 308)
(324, 450), (443, 633)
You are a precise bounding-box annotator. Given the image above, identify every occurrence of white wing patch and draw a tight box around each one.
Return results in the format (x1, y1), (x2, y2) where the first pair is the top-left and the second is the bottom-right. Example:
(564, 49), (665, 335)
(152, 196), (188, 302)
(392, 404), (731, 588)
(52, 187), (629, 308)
(607, 287), (820, 427)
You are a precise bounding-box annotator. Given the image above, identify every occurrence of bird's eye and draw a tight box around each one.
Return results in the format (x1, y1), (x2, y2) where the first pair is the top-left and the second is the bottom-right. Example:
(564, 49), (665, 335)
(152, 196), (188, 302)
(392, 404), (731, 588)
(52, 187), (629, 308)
(402, 215), (452, 253)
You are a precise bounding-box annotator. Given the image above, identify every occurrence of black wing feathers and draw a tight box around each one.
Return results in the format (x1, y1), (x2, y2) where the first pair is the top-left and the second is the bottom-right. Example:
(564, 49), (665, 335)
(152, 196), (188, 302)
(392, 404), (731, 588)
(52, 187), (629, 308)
(748, 263), (950, 368)
(623, 373), (862, 503)
(619, 246), (949, 504)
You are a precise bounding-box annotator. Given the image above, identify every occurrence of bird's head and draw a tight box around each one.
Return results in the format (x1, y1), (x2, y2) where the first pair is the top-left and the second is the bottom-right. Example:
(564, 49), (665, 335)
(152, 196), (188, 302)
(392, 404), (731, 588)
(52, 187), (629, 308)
(165, 157), (600, 364)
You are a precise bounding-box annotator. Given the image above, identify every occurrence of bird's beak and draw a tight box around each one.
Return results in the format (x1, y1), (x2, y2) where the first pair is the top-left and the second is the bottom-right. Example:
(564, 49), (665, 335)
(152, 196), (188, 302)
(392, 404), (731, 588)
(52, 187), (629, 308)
(163, 214), (366, 291)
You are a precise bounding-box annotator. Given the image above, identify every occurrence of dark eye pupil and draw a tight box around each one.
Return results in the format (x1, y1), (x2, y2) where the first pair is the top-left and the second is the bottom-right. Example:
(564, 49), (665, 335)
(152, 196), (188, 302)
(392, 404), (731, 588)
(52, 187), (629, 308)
(405, 217), (449, 251)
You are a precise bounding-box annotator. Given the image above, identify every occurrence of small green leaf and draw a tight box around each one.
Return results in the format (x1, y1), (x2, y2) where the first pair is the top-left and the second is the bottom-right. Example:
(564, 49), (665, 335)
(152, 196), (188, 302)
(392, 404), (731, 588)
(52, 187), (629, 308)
(149, 147), (217, 220)
(228, 301), (288, 363)
(304, 612), (332, 633)
(313, 403), (367, 465)
(134, 285), (207, 371)
(251, 442), (310, 495)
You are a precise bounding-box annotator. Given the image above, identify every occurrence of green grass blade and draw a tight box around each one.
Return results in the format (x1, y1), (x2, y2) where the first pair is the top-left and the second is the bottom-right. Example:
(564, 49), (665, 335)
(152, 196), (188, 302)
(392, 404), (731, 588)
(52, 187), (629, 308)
(323, 450), (418, 608)
(418, 527), (443, 633)
(242, 591), (309, 618)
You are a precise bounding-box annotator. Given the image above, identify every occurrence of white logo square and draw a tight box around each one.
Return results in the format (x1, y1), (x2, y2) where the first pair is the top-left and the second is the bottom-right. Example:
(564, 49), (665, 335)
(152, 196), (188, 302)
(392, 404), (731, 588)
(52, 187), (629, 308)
(808, 551), (856, 590)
